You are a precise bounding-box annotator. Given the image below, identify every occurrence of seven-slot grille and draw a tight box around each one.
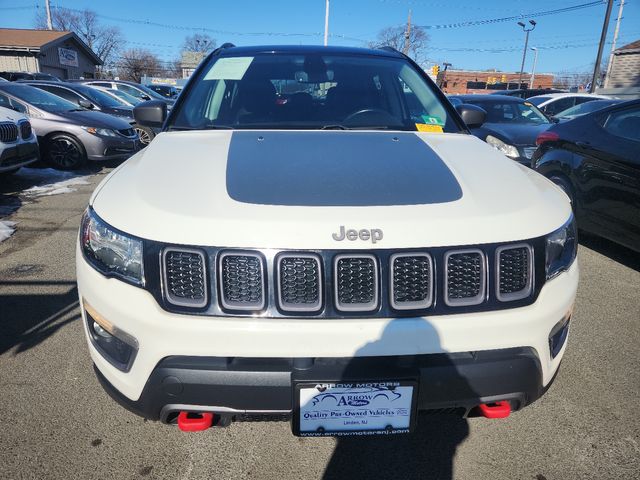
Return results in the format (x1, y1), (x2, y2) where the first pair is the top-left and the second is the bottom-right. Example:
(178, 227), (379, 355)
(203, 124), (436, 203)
(334, 254), (378, 312)
(219, 253), (265, 310)
(159, 245), (535, 314)
(162, 249), (207, 308)
(444, 250), (486, 306)
(19, 120), (32, 139)
(277, 254), (322, 312)
(390, 253), (433, 310)
(0, 122), (18, 143)
(496, 244), (533, 301)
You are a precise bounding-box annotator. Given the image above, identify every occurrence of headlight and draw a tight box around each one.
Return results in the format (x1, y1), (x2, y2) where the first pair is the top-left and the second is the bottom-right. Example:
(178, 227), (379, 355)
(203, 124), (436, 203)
(82, 126), (119, 137)
(545, 215), (577, 280)
(486, 135), (520, 159)
(80, 208), (144, 285)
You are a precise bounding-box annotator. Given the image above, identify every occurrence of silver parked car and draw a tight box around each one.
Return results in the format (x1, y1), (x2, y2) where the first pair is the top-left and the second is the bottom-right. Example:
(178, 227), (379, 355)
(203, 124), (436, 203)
(0, 83), (140, 169)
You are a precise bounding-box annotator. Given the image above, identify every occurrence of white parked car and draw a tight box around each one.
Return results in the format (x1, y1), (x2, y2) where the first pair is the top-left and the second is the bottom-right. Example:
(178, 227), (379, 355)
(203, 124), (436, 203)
(77, 45), (579, 436)
(0, 105), (39, 175)
(528, 92), (612, 117)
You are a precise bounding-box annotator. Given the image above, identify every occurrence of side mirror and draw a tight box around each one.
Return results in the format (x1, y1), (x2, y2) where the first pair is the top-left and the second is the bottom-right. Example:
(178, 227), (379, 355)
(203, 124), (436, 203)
(141, 94), (152, 101)
(456, 104), (486, 129)
(78, 99), (94, 109)
(133, 100), (167, 128)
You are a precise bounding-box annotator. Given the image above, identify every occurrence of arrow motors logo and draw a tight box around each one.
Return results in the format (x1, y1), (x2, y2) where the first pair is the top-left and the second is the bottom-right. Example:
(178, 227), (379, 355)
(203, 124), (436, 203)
(311, 386), (402, 408)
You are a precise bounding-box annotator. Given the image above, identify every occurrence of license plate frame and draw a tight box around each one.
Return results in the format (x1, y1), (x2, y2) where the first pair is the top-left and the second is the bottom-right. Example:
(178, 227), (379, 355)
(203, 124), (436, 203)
(292, 380), (418, 437)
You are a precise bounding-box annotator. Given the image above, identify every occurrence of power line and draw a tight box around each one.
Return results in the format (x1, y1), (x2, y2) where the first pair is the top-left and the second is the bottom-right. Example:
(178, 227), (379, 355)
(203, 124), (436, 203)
(415, 1), (606, 29)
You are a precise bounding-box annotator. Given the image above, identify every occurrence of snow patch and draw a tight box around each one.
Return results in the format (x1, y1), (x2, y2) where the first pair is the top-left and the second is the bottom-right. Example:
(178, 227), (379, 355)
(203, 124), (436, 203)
(0, 220), (16, 243)
(17, 168), (90, 197)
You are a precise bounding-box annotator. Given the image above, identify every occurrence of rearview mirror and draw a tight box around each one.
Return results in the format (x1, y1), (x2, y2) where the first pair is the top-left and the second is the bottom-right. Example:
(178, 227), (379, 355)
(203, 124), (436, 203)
(133, 100), (167, 128)
(455, 104), (486, 129)
(78, 99), (94, 109)
(141, 94), (152, 101)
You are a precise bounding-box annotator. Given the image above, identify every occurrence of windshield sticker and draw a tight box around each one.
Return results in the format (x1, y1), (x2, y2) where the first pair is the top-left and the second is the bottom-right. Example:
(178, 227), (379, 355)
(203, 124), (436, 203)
(421, 115), (445, 126)
(204, 57), (254, 80)
(415, 123), (443, 133)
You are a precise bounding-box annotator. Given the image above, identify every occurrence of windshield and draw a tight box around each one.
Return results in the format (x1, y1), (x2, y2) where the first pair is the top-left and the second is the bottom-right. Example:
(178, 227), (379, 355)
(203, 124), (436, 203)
(108, 89), (142, 105)
(2, 84), (78, 112)
(556, 100), (619, 119)
(170, 53), (459, 131)
(76, 85), (126, 108)
(463, 99), (549, 125)
(527, 96), (551, 106)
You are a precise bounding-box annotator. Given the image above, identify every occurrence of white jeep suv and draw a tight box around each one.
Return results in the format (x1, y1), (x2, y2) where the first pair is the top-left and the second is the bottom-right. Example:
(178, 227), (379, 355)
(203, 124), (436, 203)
(0, 105), (39, 175)
(77, 45), (578, 436)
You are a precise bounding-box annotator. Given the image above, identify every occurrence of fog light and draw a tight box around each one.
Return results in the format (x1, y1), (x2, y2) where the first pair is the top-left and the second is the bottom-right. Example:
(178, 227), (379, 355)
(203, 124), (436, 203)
(84, 300), (138, 372)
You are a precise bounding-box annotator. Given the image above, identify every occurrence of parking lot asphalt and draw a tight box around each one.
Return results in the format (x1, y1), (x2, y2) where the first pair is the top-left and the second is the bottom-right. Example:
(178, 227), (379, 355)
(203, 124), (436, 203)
(0, 166), (639, 480)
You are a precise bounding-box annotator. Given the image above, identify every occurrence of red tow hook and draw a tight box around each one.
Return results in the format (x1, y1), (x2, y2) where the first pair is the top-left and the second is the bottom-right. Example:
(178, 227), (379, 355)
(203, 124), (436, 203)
(478, 401), (511, 419)
(177, 412), (214, 432)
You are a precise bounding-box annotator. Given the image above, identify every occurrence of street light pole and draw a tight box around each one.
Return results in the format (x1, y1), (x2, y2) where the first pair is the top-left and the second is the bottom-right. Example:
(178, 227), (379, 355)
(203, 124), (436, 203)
(324, 0), (330, 46)
(517, 20), (536, 88)
(590, 0), (614, 93)
(529, 47), (539, 88)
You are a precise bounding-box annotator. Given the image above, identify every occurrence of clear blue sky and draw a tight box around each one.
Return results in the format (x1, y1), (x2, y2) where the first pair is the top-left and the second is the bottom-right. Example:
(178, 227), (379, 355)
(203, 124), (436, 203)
(2, 0), (639, 75)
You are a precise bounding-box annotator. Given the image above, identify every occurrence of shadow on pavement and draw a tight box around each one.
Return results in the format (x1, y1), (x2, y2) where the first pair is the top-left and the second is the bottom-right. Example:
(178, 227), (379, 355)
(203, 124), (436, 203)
(322, 320), (473, 480)
(0, 280), (80, 355)
(579, 232), (640, 272)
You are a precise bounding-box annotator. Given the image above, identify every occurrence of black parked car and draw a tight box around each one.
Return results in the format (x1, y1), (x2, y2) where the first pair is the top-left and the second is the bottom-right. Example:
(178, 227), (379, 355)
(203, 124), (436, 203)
(0, 71), (61, 82)
(146, 84), (179, 98)
(533, 99), (640, 252)
(24, 81), (156, 146)
(492, 88), (565, 99)
(456, 95), (551, 165)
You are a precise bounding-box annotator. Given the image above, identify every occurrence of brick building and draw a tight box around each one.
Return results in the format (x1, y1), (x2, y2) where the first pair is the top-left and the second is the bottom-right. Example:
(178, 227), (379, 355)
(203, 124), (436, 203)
(605, 40), (640, 88)
(0, 28), (102, 79)
(436, 69), (554, 95)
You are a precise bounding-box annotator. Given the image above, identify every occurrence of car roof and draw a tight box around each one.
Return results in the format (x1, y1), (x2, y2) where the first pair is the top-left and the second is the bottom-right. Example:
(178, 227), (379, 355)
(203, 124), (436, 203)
(456, 94), (525, 102)
(217, 44), (404, 58)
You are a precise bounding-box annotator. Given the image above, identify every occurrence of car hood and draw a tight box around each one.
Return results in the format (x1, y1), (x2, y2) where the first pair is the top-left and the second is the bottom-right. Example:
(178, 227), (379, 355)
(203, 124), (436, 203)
(0, 105), (27, 122)
(54, 109), (133, 129)
(103, 106), (134, 118)
(92, 130), (571, 249)
(478, 123), (551, 146)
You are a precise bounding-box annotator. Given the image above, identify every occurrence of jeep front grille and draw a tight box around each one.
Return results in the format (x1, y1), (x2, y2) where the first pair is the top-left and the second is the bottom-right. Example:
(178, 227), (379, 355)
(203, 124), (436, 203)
(390, 253), (433, 310)
(277, 254), (322, 312)
(162, 249), (207, 308)
(444, 250), (486, 306)
(19, 120), (32, 139)
(496, 244), (533, 301)
(334, 254), (378, 312)
(219, 252), (265, 311)
(0, 122), (18, 143)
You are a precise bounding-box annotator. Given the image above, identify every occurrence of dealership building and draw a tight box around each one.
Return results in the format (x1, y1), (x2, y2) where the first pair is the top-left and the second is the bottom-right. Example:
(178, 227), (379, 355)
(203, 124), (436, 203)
(0, 28), (102, 79)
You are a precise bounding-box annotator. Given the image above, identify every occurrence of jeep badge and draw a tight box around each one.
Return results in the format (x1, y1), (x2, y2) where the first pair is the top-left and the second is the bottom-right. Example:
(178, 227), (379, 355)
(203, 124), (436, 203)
(332, 226), (383, 244)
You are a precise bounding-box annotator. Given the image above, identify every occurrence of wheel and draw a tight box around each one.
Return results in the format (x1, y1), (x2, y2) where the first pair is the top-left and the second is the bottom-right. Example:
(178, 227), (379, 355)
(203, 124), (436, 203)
(133, 124), (155, 147)
(549, 175), (575, 210)
(343, 108), (397, 125)
(44, 134), (87, 170)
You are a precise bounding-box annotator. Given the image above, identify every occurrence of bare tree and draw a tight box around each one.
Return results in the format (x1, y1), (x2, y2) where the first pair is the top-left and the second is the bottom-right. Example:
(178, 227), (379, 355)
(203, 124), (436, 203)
(182, 33), (216, 53)
(117, 49), (162, 83)
(35, 7), (123, 68)
(369, 25), (429, 64)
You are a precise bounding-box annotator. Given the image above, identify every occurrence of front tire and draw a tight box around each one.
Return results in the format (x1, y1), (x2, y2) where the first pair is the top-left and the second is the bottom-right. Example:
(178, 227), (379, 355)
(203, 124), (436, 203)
(133, 124), (155, 147)
(44, 134), (87, 170)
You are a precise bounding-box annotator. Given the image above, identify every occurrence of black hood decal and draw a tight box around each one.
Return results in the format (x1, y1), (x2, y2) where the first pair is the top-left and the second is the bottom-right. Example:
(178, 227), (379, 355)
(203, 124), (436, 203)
(226, 131), (462, 206)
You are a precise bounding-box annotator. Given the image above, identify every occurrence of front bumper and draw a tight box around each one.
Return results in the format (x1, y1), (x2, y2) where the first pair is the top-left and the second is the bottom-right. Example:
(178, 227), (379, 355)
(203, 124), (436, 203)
(95, 347), (552, 423)
(80, 132), (140, 161)
(77, 239), (578, 412)
(0, 142), (39, 172)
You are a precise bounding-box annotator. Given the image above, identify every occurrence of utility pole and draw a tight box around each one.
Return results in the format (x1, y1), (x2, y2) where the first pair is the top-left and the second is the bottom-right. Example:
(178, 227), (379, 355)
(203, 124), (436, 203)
(517, 20), (536, 88)
(323, 0), (330, 46)
(45, 0), (53, 30)
(529, 47), (539, 88)
(605, 0), (625, 87)
(590, 0), (614, 93)
(403, 10), (412, 55)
